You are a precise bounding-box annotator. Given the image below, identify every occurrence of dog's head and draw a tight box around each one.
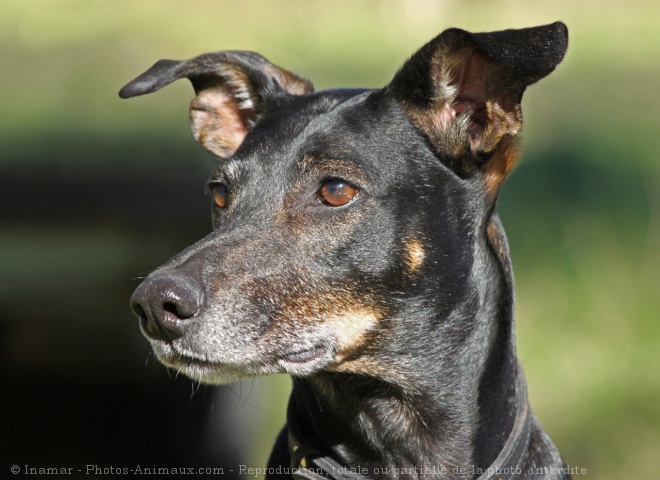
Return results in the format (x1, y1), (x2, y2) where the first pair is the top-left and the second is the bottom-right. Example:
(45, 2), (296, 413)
(123, 23), (567, 385)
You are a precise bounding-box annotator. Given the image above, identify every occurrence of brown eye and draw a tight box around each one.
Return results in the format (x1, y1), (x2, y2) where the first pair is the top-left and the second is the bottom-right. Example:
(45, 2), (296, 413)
(211, 183), (229, 208)
(319, 180), (359, 207)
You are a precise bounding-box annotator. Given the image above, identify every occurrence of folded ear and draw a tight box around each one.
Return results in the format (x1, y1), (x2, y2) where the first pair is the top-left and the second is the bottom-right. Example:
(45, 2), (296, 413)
(119, 51), (314, 159)
(387, 22), (568, 194)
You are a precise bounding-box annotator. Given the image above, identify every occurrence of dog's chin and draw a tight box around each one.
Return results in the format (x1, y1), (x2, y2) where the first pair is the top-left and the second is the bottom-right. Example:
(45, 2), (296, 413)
(150, 342), (335, 385)
(152, 351), (252, 385)
(170, 362), (254, 385)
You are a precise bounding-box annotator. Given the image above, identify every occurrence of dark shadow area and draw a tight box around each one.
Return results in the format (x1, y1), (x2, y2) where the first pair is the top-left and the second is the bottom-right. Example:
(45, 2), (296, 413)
(1, 133), (249, 478)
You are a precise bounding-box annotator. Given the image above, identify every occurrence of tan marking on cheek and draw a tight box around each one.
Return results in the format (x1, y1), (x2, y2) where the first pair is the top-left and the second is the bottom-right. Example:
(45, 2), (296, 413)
(327, 309), (379, 351)
(405, 239), (425, 272)
(275, 291), (384, 354)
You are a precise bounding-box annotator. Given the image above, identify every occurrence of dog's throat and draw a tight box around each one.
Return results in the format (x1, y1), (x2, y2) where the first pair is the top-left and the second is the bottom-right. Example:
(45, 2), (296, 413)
(287, 366), (532, 480)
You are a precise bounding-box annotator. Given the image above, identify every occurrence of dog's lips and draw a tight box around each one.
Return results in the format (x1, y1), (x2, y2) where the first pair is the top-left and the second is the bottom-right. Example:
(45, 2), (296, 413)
(152, 349), (216, 371)
(153, 349), (271, 385)
(149, 338), (333, 380)
(277, 344), (333, 375)
(281, 345), (327, 364)
(149, 342), (231, 369)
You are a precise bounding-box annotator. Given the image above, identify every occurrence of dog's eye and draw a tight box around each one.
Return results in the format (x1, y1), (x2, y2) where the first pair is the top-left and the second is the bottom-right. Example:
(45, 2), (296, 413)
(211, 183), (229, 208)
(319, 180), (359, 207)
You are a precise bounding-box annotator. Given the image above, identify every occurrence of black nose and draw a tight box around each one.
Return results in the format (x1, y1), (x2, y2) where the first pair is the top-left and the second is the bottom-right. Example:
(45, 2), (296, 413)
(130, 273), (204, 341)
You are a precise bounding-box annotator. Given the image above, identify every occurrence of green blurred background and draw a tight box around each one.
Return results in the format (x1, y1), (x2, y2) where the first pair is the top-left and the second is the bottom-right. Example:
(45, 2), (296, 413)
(1, 1), (658, 478)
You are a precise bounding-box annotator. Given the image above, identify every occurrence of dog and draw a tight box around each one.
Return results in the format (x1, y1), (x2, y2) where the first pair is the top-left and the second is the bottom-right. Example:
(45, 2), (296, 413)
(121, 22), (570, 480)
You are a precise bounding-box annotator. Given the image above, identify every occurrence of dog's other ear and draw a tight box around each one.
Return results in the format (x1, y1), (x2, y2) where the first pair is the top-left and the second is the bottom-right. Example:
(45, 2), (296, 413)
(387, 22), (568, 195)
(119, 51), (314, 159)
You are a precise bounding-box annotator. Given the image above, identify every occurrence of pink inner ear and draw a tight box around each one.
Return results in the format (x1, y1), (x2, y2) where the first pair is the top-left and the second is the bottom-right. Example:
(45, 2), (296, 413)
(436, 49), (522, 153)
(189, 88), (249, 160)
(448, 50), (490, 132)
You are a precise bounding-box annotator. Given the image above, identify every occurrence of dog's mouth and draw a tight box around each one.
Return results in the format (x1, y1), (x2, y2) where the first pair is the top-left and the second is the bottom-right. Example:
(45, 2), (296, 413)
(280, 345), (327, 364)
(275, 344), (334, 377)
(156, 351), (270, 385)
(150, 341), (334, 383)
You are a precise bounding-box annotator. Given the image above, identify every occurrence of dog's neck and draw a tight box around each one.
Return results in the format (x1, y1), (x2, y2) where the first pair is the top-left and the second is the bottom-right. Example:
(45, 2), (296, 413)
(286, 215), (520, 478)
(287, 341), (519, 479)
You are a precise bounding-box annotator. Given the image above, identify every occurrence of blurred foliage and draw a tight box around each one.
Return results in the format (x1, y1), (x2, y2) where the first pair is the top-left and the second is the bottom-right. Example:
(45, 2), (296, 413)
(2, 1), (659, 479)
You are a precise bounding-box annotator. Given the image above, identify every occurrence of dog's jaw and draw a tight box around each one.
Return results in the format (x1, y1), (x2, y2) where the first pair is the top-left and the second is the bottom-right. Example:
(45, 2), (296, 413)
(148, 342), (271, 384)
(145, 321), (347, 384)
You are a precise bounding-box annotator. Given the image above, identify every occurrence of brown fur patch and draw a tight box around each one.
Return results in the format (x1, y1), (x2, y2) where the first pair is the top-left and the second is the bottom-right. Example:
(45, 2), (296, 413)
(483, 135), (521, 197)
(405, 238), (425, 272)
(277, 290), (384, 354)
(474, 101), (522, 153)
(262, 63), (314, 95)
(486, 220), (506, 266)
(485, 215), (513, 290)
(328, 309), (379, 351)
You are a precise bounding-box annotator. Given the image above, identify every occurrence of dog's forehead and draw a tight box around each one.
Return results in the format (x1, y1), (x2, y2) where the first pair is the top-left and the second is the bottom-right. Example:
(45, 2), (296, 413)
(216, 88), (413, 182)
